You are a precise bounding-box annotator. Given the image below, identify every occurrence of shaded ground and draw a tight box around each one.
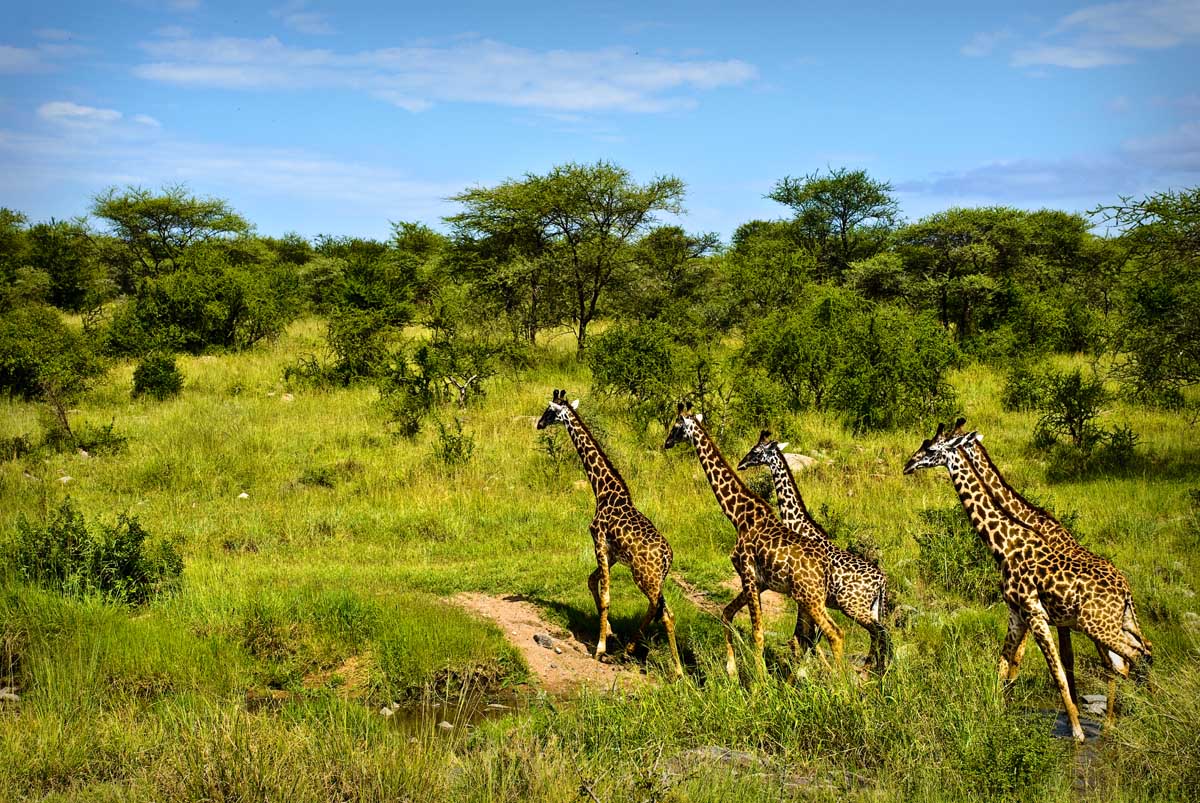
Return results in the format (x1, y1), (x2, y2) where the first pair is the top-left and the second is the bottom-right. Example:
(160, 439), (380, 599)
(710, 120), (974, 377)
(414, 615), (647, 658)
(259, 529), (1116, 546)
(452, 592), (647, 695)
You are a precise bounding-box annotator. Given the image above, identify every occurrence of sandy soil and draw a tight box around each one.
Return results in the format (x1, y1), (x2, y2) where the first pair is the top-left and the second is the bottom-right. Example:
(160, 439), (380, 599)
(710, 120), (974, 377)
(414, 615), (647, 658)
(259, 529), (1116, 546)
(452, 592), (647, 695)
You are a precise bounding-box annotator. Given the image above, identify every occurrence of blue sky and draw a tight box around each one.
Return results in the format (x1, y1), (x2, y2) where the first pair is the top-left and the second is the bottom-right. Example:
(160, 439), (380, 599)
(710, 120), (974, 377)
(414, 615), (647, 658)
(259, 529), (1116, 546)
(2, 0), (1198, 241)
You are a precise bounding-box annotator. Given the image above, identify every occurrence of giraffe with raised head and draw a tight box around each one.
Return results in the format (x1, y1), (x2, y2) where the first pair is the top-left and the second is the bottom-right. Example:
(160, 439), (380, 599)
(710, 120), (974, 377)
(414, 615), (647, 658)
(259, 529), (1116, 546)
(904, 422), (1151, 741)
(664, 403), (842, 676)
(941, 419), (1150, 725)
(537, 389), (684, 677)
(737, 430), (892, 671)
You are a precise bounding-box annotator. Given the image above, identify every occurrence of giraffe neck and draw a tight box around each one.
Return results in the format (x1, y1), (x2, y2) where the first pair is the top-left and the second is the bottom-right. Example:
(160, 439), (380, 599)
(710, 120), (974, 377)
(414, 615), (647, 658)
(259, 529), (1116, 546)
(561, 409), (630, 505)
(942, 447), (1013, 562)
(762, 450), (822, 537)
(961, 439), (1068, 539)
(690, 422), (770, 529)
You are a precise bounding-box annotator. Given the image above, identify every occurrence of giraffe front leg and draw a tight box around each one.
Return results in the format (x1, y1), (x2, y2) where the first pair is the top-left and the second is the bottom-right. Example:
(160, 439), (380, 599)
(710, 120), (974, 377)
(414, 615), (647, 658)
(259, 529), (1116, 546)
(997, 605), (1029, 683)
(1028, 613), (1085, 743)
(1058, 626), (1077, 704)
(721, 589), (750, 678)
(591, 550), (611, 661)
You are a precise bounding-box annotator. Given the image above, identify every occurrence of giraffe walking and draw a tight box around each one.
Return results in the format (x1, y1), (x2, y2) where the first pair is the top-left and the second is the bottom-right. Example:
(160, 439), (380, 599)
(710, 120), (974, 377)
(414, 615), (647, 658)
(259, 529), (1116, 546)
(942, 420), (1150, 725)
(904, 421), (1151, 741)
(665, 403), (842, 677)
(737, 431), (892, 671)
(537, 390), (684, 677)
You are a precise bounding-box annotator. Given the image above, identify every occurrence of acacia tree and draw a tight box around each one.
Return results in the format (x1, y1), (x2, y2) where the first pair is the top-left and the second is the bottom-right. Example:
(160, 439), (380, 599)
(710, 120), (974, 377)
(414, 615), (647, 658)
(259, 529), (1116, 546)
(448, 161), (685, 354)
(1095, 188), (1200, 398)
(92, 184), (250, 286)
(767, 167), (899, 280)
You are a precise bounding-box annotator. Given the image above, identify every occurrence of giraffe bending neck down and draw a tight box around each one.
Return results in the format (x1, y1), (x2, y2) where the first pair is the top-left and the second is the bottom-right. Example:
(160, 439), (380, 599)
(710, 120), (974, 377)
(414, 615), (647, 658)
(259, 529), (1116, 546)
(943, 420), (1151, 726)
(665, 404), (842, 677)
(537, 389), (683, 676)
(737, 431), (893, 671)
(905, 421), (1152, 742)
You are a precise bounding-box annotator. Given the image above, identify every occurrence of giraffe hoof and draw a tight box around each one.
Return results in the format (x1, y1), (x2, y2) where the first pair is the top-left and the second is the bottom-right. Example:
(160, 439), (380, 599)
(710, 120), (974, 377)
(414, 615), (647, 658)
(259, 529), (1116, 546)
(724, 660), (737, 677)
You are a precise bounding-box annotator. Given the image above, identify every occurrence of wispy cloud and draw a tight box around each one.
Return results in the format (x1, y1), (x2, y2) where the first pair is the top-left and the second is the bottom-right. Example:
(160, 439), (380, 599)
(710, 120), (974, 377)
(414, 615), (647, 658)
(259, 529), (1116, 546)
(965, 1), (1200, 69)
(961, 29), (1012, 57)
(0, 45), (45, 73)
(271, 1), (334, 35)
(38, 101), (122, 127)
(133, 32), (758, 113)
(897, 120), (1200, 204)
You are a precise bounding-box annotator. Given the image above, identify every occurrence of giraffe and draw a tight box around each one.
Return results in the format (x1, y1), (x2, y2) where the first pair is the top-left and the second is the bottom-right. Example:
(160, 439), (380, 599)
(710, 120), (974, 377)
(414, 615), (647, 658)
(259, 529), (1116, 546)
(904, 421), (1151, 742)
(941, 420), (1151, 724)
(737, 430), (892, 671)
(664, 403), (842, 677)
(536, 389), (684, 677)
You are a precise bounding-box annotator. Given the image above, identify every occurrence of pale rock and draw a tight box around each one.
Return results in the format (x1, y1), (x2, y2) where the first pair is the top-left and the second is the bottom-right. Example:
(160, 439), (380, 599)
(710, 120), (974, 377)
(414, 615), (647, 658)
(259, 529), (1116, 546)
(282, 393), (295, 403)
(784, 453), (818, 472)
(437, 720), (454, 731)
(58, 475), (73, 484)
(379, 706), (394, 717)
(237, 492), (250, 499)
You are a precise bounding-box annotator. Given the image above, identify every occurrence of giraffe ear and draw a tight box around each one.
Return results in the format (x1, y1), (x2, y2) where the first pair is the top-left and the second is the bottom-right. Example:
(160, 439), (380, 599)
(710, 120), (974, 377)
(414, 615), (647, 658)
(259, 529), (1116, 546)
(975, 431), (983, 442)
(759, 429), (771, 442)
(777, 441), (789, 451)
(934, 422), (945, 439)
(676, 402), (685, 414)
(570, 398), (579, 410)
(685, 401), (693, 412)
(694, 412), (703, 423)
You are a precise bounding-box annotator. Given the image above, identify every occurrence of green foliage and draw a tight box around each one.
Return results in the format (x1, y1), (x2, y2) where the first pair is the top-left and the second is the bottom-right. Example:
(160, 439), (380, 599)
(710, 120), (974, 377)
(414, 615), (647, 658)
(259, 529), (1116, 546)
(106, 247), (293, 355)
(448, 160), (687, 353)
(725, 219), (817, 317)
(92, 184), (251, 286)
(25, 218), (107, 312)
(915, 506), (998, 604)
(132, 351), (184, 400)
(9, 499), (182, 605)
(956, 711), (1060, 801)
(431, 417), (475, 468)
(1000, 361), (1050, 412)
(739, 285), (959, 431)
(0, 303), (104, 401)
(587, 320), (684, 427)
(767, 167), (899, 280)
(1032, 368), (1109, 451)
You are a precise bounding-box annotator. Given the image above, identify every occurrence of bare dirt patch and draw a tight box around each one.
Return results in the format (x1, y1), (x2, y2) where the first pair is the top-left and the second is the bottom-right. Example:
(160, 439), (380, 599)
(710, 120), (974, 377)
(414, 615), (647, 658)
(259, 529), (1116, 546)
(452, 592), (647, 696)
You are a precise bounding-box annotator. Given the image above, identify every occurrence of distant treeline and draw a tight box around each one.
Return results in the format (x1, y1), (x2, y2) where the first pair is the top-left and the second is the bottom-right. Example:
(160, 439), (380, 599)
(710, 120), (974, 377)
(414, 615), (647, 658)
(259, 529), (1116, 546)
(1, 164), (1197, 436)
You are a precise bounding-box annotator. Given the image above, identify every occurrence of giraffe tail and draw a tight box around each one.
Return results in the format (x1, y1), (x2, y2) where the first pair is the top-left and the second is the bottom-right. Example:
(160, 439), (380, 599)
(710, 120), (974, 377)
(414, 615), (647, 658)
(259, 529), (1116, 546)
(1123, 598), (1153, 684)
(871, 582), (894, 671)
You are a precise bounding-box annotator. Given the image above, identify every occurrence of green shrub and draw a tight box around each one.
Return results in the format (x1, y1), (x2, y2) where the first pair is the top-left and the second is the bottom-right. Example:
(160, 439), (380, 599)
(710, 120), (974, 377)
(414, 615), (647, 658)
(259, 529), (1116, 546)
(132, 351), (184, 400)
(1032, 367), (1108, 451)
(914, 507), (998, 604)
(432, 417), (475, 468)
(1000, 362), (1049, 412)
(8, 499), (183, 605)
(956, 711), (1060, 801)
(588, 320), (685, 429)
(0, 303), (104, 401)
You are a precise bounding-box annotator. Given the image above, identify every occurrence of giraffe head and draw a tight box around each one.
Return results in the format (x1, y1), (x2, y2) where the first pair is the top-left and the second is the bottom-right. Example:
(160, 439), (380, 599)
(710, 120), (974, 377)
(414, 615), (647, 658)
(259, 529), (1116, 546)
(663, 402), (703, 449)
(735, 429), (790, 471)
(902, 417), (967, 474)
(535, 389), (578, 430)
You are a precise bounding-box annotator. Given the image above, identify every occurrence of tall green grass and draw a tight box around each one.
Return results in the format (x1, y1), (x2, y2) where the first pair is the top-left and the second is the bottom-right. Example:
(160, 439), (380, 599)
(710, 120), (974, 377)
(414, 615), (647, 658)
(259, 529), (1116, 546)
(1, 318), (1197, 801)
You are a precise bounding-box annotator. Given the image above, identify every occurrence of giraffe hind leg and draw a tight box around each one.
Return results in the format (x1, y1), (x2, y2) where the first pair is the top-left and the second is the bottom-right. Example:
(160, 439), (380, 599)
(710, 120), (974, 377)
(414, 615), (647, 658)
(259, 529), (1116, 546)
(722, 589), (750, 678)
(1028, 613), (1085, 742)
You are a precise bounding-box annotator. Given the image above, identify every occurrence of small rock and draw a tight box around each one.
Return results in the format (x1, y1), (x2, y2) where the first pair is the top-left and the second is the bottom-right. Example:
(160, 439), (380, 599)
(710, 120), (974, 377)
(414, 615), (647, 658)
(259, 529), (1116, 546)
(237, 492), (250, 499)
(485, 703), (511, 711)
(267, 391), (276, 397)
(282, 393), (295, 403)
(437, 720), (454, 731)
(58, 475), (73, 484)
(784, 453), (818, 472)
(533, 633), (556, 650)
(554, 646), (563, 654)
(78, 449), (89, 458)
(408, 736), (419, 744)
(0, 687), (20, 703)
(379, 706), (394, 717)
(549, 663), (557, 669)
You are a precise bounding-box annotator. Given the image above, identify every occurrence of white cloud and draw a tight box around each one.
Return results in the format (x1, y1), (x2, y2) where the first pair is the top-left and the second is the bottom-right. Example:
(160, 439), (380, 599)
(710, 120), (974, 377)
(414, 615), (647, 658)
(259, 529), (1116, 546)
(272, 2), (334, 35)
(0, 45), (43, 73)
(133, 114), (162, 127)
(38, 101), (123, 127)
(967, 1), (1200, 69)
(134, 33), (757, 113)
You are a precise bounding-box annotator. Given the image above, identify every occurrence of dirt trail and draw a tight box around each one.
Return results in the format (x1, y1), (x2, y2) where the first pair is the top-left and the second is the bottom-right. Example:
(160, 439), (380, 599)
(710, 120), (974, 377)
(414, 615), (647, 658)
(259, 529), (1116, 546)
(452, 593), (647, 695)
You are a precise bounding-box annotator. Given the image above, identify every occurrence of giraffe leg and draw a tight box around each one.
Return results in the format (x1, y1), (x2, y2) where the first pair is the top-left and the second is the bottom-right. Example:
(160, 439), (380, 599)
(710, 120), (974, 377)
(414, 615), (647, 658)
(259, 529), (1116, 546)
(997, 605), (1029, 683)
(592, 557), (612, 661)
(802, 598), (844, 669)
(626, 578), (662, 657)
(1058, 626), (1077, 704)
(746, 588), (767, 679)
(790, 609), (816, 660)
(835, 590), (891, 673)
(721, 589), (750, 677)
(1028, 613), (1084, 742)
(660, 597), (684, 678)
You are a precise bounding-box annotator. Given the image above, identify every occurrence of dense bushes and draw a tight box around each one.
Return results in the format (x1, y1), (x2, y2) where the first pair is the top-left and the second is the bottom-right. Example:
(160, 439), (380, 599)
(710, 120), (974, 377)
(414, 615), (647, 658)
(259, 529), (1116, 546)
(0, 303), (104, 401)
(9, 499), (182, 605)
(738, 286), (959, 431)
(132, 351), (184, 400)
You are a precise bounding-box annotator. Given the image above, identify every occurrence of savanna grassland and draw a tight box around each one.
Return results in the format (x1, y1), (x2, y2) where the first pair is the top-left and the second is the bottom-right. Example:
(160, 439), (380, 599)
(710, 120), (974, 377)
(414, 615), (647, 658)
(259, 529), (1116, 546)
(2, 316), (1198, 803)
